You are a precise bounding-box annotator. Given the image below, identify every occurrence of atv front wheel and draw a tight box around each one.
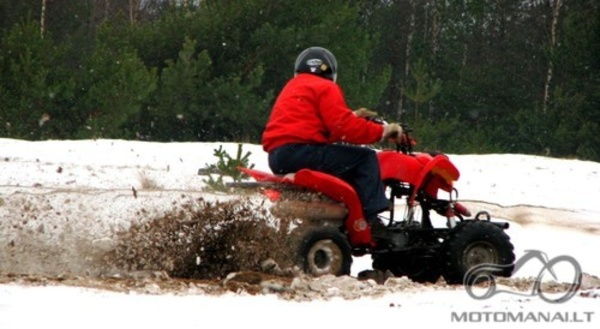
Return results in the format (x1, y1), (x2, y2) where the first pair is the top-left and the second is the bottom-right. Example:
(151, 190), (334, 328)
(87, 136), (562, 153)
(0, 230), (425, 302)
(297, 227), (352, 277)
(441, 220), (515, 284)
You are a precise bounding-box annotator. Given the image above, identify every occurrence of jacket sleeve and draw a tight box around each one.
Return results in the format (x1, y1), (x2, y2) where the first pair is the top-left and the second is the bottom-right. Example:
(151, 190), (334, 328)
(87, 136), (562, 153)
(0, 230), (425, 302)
(317, 83), (384, 144)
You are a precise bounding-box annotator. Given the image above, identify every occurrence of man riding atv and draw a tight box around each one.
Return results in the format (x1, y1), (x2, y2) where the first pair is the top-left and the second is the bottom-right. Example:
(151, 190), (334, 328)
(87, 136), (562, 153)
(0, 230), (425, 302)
(261, 46), (400, 247)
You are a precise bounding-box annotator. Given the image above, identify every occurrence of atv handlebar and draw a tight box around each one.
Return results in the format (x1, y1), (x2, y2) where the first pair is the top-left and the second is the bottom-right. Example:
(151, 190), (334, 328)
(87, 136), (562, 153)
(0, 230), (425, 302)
(365, 117), (416, 154)
(396, 123), (416, 154)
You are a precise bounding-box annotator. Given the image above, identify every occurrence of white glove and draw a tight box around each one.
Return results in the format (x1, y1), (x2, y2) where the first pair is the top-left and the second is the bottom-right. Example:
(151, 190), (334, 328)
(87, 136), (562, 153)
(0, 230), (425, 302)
(381, 123), (402, 142)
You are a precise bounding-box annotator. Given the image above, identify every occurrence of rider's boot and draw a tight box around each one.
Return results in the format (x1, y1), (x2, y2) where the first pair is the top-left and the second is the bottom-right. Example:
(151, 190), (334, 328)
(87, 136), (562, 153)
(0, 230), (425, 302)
(369, 218), (398, 249)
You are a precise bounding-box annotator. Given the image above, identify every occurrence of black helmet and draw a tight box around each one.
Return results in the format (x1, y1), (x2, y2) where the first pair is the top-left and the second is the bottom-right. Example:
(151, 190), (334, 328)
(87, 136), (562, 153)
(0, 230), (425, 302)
(294, 47), (338, 82)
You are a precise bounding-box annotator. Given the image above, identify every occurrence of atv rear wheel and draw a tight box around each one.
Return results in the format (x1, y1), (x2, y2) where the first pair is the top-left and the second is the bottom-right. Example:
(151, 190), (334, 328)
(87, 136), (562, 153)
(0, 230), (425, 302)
(297, 227), (352, 277)
(441, 220), (515, 284)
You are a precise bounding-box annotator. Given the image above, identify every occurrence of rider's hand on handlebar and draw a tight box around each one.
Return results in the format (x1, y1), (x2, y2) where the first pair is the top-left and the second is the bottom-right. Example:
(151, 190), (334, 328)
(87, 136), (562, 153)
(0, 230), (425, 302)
(381, 123), (403, 143)
(354, 107), (378, 119)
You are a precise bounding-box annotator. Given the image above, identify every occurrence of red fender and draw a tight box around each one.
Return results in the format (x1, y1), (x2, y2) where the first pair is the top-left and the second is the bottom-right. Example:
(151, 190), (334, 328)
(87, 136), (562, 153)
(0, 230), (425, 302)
(377, 151), (424, 185)
(292, 169), (371, 247)
(377, 151), (460, 203)
(239, 167), (372, 247)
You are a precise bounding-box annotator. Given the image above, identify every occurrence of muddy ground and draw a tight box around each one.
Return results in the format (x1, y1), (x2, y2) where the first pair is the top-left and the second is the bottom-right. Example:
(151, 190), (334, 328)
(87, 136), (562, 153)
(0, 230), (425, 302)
(1, 189), (599, 302)
(2, 269), (599, 302)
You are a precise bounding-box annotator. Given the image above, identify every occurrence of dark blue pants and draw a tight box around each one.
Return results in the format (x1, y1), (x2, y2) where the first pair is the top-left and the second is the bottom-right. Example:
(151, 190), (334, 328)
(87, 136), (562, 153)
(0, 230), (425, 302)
(268, 144), (388, 221)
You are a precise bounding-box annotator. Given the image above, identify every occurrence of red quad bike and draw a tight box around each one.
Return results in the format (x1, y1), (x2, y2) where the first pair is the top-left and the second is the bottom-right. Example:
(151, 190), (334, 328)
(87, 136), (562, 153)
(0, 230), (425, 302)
(232, 125), (515, 284)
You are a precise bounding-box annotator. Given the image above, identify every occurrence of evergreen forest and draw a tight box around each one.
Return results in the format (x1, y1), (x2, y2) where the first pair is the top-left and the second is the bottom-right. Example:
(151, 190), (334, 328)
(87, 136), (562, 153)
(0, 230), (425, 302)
(1, 0), (598, 160)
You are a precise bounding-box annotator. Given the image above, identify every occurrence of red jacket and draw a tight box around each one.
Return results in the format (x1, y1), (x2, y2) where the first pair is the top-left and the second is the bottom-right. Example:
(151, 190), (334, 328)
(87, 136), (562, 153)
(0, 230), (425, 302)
(262, 74), (384, 152)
